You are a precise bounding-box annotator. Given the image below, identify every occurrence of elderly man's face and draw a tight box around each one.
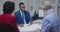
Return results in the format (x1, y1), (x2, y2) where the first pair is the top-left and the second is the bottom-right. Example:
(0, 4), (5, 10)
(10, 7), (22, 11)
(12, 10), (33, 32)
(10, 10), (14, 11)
(42, 8), (47, 11)
(19, 4), (25, 11)
(42, 8), (47, 15)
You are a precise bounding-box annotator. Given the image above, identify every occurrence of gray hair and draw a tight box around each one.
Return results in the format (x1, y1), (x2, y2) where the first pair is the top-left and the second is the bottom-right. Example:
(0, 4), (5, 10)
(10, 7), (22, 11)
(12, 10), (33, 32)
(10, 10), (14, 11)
(44, 1), (52, 9)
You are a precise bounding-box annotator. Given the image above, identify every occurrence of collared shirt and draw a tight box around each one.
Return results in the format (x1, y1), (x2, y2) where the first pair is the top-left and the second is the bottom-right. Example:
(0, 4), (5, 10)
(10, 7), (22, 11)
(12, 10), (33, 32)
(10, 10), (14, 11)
(40, 9), (59, 32)
(44, 9), (54, 17)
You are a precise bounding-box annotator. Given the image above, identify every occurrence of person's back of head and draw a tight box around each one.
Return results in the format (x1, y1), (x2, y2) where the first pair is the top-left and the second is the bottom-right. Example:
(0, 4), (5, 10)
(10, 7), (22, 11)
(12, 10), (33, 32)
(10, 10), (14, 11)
(3, 1), (15, 14)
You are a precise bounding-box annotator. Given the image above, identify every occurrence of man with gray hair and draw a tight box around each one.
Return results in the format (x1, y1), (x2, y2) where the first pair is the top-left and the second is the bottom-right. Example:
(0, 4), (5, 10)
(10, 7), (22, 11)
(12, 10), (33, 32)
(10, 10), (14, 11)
(40, 1), (59, 32)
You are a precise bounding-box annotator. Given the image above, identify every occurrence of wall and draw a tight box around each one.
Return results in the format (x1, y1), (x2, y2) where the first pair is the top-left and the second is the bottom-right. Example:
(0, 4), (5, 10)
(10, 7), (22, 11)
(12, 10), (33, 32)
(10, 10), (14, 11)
(0, 0), (57, 16)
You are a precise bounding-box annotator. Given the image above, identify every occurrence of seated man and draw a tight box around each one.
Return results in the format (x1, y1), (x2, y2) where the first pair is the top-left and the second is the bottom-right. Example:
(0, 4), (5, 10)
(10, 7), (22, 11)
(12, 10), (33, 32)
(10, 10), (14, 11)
(37, 1), (59, 32)
(34, 1), (59, 32)
(14, 2), (32, 27)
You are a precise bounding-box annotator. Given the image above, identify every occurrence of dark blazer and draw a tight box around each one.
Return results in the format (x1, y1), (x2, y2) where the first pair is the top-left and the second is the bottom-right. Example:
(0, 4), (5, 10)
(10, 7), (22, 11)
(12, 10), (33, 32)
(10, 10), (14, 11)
(0, 14), (19, 32)
(14, 10), (32, 24)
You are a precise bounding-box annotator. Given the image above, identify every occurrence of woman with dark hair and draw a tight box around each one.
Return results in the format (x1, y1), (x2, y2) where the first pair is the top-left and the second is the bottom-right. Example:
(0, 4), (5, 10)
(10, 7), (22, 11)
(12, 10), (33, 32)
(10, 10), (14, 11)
(0, 1), (19, 32)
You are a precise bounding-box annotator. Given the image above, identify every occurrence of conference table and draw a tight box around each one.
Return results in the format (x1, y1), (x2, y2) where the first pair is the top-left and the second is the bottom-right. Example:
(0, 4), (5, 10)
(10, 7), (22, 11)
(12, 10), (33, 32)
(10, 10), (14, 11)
(18, 23), (42, 32)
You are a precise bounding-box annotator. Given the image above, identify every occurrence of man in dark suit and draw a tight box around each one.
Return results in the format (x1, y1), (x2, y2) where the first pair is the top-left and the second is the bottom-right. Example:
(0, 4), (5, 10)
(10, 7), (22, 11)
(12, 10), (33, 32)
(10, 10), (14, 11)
(14, 2), (32, 27)
(0, 1), (19, 32)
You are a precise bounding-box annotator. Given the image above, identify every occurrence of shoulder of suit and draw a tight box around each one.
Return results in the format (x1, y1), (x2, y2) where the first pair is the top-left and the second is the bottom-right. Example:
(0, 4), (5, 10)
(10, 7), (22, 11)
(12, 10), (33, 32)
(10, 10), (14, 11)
(25, 11), (29, 13)
(15, 10), (20, 13)
(24, 11), (30, 14)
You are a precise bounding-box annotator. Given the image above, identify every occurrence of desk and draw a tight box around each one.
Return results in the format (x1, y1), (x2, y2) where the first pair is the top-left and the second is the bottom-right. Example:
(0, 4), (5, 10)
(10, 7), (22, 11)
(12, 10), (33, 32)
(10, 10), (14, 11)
(18, 24), (42, 32)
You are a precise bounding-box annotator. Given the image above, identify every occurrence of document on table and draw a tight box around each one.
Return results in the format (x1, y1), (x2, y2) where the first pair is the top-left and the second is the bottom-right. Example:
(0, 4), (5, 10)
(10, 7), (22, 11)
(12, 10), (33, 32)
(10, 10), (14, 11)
(18, 24), (42, 32)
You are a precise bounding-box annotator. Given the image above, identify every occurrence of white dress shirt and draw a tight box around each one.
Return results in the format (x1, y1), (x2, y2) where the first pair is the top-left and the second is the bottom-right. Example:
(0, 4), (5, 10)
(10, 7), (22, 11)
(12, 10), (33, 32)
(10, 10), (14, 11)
(20, 10), (26, 24)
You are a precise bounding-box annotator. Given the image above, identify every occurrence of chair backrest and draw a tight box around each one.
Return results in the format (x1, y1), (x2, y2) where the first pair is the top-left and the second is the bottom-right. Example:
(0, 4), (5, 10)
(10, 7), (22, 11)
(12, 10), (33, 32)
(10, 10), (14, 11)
(0, 23), (15, 32)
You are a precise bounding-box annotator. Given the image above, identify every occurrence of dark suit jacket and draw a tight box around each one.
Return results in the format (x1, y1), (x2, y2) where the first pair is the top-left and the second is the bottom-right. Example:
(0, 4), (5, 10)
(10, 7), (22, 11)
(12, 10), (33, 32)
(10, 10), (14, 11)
(14, 10), (32, 24)
(0, 13), (19, 32)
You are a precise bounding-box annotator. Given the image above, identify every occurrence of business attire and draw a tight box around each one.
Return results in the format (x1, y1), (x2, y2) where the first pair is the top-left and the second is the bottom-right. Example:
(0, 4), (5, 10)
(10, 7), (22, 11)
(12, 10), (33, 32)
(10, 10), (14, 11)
(40, 9), (59, 32)
(33, 11), (39, 20)
(33, 10), (43, 20)
(0, 14), (19, 32)
(14, 10), (32, 24)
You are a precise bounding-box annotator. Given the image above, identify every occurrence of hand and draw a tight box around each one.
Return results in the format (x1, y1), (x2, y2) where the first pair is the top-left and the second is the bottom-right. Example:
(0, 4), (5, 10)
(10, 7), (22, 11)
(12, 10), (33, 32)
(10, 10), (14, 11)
(33, 20), (38, 24)
(29, 22), (32, 26)
(35, 28), (40, 32)
(17, 24), (24, 27)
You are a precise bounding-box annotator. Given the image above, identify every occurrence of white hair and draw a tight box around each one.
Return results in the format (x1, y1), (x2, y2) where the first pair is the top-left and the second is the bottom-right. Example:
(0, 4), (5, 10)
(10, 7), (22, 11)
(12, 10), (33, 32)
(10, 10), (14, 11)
(44, 1), (52, 9)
